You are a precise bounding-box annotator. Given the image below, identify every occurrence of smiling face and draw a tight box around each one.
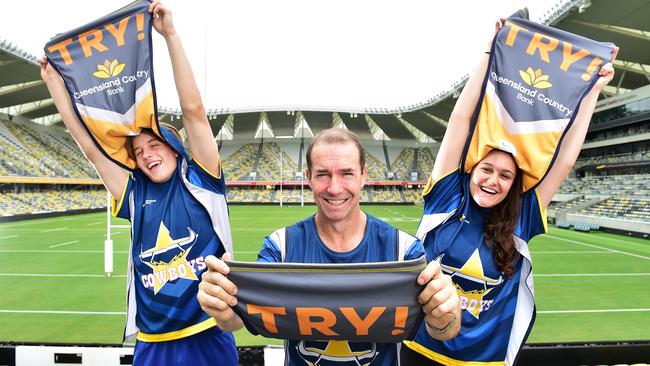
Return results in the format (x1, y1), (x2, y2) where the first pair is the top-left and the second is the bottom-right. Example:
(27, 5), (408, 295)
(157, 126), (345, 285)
(469, 150), (517, 208)
(307, 141), (367, 225)
(132, 131), (178, 183)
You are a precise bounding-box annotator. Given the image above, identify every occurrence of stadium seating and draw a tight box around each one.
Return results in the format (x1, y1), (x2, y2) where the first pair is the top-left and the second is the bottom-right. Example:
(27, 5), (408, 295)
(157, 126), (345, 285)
(0, 118), (97, 178)
(0, 188), (106, 216)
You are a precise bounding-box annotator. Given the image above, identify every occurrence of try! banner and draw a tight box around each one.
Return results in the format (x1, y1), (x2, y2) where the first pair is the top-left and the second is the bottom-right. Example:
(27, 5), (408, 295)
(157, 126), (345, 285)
(463, 9), (616, 191)
(226, 257), (427, 343)
(45, 0), (161, 170)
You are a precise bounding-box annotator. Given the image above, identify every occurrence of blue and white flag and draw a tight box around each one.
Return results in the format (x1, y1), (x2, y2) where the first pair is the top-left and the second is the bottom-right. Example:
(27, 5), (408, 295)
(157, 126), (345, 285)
(45, 0), (161, 170)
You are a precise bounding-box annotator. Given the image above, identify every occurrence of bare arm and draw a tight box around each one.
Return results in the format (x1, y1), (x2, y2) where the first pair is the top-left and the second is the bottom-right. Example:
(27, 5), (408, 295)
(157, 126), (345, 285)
(431, 20), (503, 182)
(149, 1), (221, 176)
(197, 253), (245, 332)
(40, 57), (127, 199)
(536, 48), (618, 208)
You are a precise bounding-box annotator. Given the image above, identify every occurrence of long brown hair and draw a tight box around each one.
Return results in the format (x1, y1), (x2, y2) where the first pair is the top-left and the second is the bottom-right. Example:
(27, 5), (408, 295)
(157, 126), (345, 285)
(483, 167), (523, 278)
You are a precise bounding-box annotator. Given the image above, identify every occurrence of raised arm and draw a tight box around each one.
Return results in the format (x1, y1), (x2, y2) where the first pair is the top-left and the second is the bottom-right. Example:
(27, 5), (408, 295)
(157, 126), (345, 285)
(149, 1), (221, 176)
(431, 20), (503, 182)
(536, 48), (618, 208)
(40, 57), (127, 199)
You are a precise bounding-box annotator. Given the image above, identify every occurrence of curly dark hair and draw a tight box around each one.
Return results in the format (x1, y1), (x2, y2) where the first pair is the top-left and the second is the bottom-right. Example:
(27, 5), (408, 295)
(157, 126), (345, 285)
(482, 167), (523, 278)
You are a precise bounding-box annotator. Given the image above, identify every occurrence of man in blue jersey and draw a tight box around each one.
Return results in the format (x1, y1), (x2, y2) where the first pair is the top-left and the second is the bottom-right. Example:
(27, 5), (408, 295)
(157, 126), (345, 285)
(198, 128), (461, 365)
(40, 1), (237, 365)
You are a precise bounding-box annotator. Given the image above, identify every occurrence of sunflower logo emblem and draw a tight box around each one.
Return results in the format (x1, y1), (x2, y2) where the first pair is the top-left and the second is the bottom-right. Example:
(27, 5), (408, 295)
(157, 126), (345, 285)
(93, 59), (125, 79)
(519, 67), (552, 89)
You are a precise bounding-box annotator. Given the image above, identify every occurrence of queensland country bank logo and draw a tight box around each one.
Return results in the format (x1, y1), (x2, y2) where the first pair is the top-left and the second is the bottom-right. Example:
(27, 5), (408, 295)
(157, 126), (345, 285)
(93, 59), (125, 78)
(139, 222), (206, 294)
(297, 340), (378, 366)
(436, 249), (503, 319)
(519, 67), (552, 89)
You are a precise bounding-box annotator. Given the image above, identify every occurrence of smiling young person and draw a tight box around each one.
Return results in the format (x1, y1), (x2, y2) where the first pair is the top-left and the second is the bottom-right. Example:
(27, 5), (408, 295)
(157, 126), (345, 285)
(401, 20), (617, 366)
(40, 1), (237, 365)
(198, 128), (462, 366)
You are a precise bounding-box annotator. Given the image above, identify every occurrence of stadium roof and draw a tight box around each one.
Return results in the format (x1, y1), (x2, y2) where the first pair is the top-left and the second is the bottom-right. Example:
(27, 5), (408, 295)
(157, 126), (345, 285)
(1, 0), (649, 143)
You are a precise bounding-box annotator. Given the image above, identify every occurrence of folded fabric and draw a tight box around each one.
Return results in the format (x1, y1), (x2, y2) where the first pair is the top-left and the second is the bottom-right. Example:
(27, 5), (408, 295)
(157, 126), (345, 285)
(463, 8), (616, 191)
(45, 0), (162, 170)
(226, 256), (427, 343)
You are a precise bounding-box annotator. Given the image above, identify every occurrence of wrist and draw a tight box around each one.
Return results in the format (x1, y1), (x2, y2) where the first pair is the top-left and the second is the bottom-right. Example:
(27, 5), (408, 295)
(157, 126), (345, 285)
(425, 314), (457, 334)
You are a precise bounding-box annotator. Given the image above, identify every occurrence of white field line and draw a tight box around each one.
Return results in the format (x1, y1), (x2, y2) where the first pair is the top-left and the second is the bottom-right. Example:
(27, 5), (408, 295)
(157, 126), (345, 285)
(110, 225), (130, 229)
(0, 250), (129, 254)
(42, 227), (66, 233)
(49, 240), (79, 248)
(0, 235), (18, 239)
(535, 273), (650, 277)
(538, 308), (650, 314)
(542, 234), (650, 261)
(550, 228), (650, 248)
(0, 310), (125, 315)
(530, 251), (609, 254)
(0, 273), (126, 278)
(86, 221), (103, 226)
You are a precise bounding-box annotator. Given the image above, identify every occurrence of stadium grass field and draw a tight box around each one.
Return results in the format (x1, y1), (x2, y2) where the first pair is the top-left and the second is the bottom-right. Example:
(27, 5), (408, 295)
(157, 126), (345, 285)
(1, 205), (649, 346)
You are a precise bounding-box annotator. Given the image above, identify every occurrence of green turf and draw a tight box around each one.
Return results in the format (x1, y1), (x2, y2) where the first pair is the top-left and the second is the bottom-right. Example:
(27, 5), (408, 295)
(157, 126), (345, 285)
(0, 206), (648, 346)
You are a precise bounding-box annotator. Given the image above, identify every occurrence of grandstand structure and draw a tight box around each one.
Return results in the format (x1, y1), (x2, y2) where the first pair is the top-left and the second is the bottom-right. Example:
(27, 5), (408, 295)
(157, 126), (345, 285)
(1, 0), (649, 237)
(1, 0), (650, 365)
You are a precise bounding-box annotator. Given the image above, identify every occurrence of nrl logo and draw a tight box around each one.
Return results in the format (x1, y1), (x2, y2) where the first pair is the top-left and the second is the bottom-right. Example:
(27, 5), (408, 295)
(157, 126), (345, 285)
(93, 59), (125, 78)
(519, 67), (552, 89)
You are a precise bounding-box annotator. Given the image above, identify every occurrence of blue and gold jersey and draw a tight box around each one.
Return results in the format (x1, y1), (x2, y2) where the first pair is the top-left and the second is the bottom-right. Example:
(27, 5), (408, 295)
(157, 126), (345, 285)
(113, 156), (234, 343)
(258, 214), (425, 366)
(405, 169), (545, 366)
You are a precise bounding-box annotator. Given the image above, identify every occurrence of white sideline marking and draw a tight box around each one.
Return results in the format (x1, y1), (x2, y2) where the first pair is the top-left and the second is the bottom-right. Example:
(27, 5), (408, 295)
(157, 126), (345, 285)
(0, 250), (128, 254)
(42, 227), (66, 232)
(0, 273), (126, 278)
(0, 235), (18, 239)
(49, 240), (79, 248)
(535, 273), (650, 277)
(0, 310), (125, 315)
(538, 308), (650, 314)
(543, 234), (650, 261)
(551, 228), (650, 248)
(111, 225), (130, 229)
(86, 221), (103, 226)
(530, 251), (609, 254)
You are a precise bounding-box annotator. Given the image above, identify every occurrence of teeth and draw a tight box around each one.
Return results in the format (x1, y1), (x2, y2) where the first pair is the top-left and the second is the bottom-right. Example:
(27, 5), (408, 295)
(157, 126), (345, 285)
(326, 199), (346, 205)
(481, 187), (497, 194)
(147, 161), (161, 169)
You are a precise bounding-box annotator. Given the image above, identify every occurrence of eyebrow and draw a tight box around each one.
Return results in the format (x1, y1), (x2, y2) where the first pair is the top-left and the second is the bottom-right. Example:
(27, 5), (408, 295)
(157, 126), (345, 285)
(133, 138), (158, 153)
(480, 162), (514, 175)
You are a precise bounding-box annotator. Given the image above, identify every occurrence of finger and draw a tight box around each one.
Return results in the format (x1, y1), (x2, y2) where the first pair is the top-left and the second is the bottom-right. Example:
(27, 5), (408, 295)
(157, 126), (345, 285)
(201, 268), (238, 297)
(417, 260), (442, 285)
(421, 283), (453, 315)
(611, 46), (619, 62)
(418, 274), (451, 306)
(222, 252), (233, 262)
(199, 274), (238, 305)
(424, 287), (459, 317)
(205, 254), (230, 275)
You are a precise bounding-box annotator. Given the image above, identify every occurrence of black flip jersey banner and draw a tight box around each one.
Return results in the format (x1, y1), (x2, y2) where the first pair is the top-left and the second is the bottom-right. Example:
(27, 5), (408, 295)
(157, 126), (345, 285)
(226, 257), (427, 343)
(463, 9), (615, 192)
(45, 0), (160, 171)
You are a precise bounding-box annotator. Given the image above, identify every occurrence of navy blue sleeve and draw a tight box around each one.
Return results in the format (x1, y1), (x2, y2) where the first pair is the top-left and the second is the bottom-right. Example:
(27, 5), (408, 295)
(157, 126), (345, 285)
(257, 236), (283, 263)
(516, 189), (547, 242)
(187, 158), (226, 195)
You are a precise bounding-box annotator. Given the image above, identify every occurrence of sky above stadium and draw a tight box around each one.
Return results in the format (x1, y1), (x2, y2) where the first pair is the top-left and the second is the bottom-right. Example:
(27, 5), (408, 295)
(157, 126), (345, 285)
(1, 0), (562, 112)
